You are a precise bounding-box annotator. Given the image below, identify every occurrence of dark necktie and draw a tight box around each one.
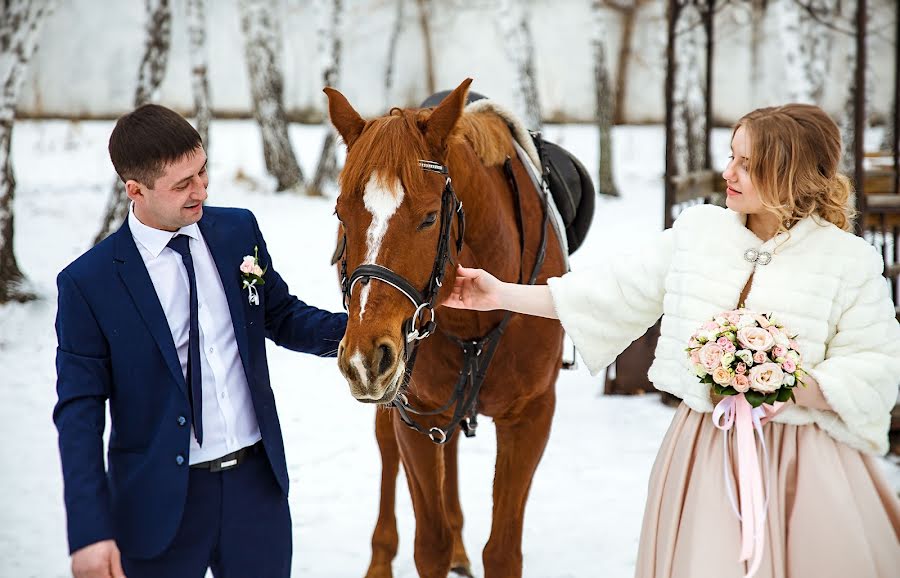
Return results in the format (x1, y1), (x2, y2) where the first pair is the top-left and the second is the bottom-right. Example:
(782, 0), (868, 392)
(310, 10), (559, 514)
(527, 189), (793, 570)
(167, 234), (203, 446)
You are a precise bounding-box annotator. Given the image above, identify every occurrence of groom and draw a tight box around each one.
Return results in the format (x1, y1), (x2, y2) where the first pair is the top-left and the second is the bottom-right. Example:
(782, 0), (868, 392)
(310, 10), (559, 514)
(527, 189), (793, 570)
(54, 104), (347, 577)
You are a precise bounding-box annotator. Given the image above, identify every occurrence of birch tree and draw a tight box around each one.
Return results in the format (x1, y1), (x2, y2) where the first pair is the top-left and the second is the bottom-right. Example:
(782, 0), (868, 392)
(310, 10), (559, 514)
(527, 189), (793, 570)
(495, 0), (542, 131)
(775, 0), (836, 104)
(416, 0), (436, 96)
(672, 2), (707, 175)
(240, 0), (304, 193)
(187, 0), (211, 151)
(0, 0), (57, 303)
(592, 1), (619, 196)
(384, 0), (405, 104)
(94, 0), (171, 244)
(309, 0), (342, 198)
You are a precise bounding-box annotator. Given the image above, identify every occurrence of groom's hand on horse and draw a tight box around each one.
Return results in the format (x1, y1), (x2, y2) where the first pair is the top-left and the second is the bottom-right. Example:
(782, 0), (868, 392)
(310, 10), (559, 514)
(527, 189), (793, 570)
(71, 539), (126, 578)
(442, 265), (502, 311)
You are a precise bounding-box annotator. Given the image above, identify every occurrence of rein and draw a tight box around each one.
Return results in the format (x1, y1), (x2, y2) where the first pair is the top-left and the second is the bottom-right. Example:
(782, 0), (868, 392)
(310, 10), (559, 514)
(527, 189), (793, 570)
(338, 146), (550, 445)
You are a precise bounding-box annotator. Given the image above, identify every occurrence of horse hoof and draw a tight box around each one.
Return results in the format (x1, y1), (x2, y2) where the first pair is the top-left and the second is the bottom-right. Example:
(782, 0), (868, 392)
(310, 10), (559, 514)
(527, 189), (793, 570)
(450, 565), (474, 578)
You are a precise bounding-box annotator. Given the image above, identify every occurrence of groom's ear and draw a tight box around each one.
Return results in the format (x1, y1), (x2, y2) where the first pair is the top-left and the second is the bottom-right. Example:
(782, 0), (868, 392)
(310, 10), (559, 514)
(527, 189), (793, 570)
(125, 180), (143, 202)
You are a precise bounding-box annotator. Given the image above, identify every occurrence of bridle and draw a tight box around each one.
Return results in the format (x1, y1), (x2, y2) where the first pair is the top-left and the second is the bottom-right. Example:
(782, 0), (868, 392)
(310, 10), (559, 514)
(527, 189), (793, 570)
(335, 148), (549, 445)
(336, 160), (465, 361)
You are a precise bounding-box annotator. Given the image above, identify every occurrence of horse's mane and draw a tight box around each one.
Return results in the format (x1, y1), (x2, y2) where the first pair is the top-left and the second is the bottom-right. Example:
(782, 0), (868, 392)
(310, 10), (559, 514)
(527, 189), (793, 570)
(339, 106), (515, 200)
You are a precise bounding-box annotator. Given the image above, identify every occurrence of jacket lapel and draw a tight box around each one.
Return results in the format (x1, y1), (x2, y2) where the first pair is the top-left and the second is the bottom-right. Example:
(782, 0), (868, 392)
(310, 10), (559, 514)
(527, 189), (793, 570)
(113, 222), (188, 396)
(197, 213), (254, 381)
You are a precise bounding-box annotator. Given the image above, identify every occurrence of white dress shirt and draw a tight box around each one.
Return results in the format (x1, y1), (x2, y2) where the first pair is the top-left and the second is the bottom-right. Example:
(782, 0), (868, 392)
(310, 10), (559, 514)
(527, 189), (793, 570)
(129, 206), (262, 464)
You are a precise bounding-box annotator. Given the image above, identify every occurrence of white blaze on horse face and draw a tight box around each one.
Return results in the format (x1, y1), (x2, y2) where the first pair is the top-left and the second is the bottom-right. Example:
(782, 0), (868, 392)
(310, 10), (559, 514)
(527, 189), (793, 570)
(349, 350), (370, 391)
(359, 173), (405, 321)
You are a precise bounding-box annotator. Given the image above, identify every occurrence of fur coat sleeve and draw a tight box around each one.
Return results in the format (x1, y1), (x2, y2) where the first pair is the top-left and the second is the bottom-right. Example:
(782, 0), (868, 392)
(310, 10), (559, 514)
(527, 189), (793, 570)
(547, 228), (674, 375)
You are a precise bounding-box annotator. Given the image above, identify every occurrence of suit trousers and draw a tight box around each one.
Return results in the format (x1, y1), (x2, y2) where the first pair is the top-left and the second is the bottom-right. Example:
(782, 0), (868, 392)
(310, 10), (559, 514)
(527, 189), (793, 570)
(121, 448), (291, 578)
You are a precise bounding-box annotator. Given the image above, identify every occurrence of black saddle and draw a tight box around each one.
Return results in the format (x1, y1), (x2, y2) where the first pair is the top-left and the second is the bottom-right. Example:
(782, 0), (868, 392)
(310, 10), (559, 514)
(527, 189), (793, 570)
(421, 91), (594, 254)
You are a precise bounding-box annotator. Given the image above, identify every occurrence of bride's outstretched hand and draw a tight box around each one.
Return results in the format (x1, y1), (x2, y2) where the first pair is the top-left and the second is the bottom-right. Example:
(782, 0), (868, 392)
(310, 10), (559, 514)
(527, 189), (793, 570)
(442, 265), (503, 311)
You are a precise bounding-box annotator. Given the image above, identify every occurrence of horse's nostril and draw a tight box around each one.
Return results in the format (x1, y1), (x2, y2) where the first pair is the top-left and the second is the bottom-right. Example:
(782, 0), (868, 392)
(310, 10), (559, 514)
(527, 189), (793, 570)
(377, 343), (394, 376)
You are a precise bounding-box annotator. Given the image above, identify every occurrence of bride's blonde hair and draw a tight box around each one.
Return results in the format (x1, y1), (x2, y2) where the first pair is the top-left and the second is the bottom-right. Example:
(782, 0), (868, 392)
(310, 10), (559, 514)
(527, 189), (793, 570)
(735, 103), (855, 232)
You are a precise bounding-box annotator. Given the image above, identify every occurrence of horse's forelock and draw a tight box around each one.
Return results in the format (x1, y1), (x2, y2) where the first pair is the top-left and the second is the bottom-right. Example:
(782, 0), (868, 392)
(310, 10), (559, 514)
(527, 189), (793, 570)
(340, 110), (431, 201)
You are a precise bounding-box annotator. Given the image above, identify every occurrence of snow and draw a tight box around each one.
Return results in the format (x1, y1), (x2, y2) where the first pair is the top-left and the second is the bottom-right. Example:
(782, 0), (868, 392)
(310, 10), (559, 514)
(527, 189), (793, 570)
(0, 119), (897, 577)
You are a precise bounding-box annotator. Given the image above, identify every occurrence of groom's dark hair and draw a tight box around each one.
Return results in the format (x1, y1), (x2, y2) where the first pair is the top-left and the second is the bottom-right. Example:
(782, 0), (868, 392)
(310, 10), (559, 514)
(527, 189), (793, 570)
(109, 104), (203, 188)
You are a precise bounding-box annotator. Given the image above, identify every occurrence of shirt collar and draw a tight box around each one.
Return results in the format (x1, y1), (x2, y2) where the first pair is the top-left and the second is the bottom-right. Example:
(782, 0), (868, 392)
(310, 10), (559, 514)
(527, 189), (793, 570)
(129, 202), (201, 258)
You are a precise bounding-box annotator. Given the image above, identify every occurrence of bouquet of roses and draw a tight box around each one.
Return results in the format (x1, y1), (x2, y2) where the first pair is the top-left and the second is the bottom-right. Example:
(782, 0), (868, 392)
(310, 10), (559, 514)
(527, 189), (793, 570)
(688, 308), (805, 408)
(687, 308), (806, 578)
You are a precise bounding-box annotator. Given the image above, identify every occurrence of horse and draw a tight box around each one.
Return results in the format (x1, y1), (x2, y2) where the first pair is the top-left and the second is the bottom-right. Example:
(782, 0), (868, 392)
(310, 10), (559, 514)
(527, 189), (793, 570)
(325, 78), (567, 578)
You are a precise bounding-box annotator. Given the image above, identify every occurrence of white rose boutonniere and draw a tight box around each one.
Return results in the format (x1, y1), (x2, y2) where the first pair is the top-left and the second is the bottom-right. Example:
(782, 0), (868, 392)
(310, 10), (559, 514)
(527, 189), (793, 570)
(240, 246), (266, 305)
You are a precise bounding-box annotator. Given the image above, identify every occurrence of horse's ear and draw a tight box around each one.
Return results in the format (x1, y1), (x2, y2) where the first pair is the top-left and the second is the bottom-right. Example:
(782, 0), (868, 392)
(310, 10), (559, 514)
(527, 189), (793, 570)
(423, 78), (473, 152)
(324, 87), (366, 149)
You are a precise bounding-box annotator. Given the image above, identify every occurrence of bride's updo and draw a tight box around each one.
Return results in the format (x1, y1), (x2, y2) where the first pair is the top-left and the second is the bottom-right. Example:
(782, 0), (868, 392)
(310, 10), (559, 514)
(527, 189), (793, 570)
(735, 104), (855, 232)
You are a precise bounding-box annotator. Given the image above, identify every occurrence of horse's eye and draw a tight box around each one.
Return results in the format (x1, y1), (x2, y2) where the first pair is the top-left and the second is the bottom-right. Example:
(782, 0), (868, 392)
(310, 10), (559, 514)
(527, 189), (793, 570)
(418, 212), (438, 231)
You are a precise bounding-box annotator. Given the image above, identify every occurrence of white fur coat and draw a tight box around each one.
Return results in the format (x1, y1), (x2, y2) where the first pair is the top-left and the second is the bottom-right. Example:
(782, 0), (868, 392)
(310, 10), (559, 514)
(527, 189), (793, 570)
(548, 204), (900, 455)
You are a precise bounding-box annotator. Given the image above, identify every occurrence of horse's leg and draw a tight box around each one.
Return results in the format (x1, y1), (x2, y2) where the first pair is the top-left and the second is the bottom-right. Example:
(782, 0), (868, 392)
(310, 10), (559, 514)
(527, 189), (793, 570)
(365, 409), (400, 578)
(443, 432), (473, 577)
(393, 418), (454, 578)
(482, 389), (556, 578)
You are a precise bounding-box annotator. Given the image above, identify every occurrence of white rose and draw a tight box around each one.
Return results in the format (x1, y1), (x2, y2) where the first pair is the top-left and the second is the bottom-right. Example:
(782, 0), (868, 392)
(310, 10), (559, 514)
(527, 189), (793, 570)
(737, 315), (757, 328)
(748, 362), (784, 393)
(736, 349), (754, 365)
(720, 352), (735, 368)
(783, 373), (796, 386)
(737, 327), (776, 351)
(694, 364), (709, 377)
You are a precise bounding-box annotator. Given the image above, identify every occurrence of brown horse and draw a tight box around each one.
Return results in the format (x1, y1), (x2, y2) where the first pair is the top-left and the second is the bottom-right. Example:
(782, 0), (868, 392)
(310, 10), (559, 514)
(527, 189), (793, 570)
(325, 78), (566, 578)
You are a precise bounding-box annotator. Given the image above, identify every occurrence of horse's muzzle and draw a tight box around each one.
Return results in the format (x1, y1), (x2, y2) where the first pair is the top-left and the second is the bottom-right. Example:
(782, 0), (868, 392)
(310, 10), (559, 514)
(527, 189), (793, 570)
(337, 338), (405, 404)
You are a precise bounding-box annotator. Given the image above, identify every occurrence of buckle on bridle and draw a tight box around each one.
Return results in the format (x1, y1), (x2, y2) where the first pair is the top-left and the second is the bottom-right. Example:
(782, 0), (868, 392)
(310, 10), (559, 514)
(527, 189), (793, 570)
(428, 427), (448, 444)
(406, 302), (436, 342)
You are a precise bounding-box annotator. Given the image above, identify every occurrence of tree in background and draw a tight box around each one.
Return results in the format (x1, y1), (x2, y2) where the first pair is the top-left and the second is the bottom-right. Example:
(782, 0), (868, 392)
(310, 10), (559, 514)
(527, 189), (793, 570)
(187, 0), (211, 151)
(495, 0), (542, 131)
(0, 0), (57, 304)
(309, 0), (343, 198)
(94, 0), (172, 244)
(672, 1), (708, 176)
(416, 0), (436, 97)
(384, 0), (406, 105)
(240, 0), (304, 193)
(592, 1), (619, 197)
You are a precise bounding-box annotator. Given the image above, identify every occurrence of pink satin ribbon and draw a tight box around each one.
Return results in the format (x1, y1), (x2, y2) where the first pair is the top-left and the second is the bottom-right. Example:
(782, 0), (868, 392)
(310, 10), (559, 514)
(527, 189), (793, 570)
(712, 395), (781, 578)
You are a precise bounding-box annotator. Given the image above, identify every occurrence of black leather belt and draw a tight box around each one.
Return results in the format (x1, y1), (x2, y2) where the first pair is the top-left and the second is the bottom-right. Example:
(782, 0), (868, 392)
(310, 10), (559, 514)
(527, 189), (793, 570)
(190, 440), (262, 472)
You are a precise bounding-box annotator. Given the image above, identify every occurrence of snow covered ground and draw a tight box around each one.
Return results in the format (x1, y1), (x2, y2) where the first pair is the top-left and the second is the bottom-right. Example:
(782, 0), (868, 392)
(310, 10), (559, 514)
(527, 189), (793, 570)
(0, 119), (896, 578)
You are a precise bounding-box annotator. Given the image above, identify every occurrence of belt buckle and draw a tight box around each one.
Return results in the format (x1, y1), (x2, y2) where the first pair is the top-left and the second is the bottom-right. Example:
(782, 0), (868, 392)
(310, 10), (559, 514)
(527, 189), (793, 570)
(209, 453), (239, 472)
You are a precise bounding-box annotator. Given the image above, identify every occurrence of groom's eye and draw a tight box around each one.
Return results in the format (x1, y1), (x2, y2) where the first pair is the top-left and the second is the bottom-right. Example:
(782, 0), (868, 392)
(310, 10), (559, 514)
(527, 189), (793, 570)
(418, 212), (437, 231)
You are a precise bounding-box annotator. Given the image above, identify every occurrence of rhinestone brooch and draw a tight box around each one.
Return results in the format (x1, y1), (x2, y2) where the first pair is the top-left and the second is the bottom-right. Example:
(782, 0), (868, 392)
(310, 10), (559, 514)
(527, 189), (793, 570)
(743, 248), (772, 266)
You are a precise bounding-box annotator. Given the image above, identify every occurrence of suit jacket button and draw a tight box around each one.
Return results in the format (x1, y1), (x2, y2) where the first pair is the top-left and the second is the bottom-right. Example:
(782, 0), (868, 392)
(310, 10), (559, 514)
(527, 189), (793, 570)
(176, 454), (185, 466)
(177, 416), (187, 426)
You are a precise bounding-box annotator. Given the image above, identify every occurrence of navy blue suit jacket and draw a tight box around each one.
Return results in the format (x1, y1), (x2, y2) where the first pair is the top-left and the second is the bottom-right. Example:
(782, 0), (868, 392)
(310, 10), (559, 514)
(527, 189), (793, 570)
(53, 207), (347, 558)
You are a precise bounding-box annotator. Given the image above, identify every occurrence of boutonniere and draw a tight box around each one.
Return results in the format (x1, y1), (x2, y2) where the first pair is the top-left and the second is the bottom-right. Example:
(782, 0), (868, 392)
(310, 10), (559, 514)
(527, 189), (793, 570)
(239, 246), (267, 305)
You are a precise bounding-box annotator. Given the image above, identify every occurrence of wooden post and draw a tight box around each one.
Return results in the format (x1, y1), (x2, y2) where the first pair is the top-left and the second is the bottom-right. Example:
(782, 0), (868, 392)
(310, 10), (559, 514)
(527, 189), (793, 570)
(853, 0), (868, 236)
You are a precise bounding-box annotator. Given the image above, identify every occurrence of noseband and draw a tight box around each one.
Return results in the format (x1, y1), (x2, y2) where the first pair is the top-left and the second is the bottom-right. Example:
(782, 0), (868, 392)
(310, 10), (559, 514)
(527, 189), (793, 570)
(337, 160), (465, 358)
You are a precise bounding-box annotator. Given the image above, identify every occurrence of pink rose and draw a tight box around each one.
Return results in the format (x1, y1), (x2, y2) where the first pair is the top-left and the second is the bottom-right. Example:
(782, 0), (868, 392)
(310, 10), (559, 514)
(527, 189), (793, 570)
(753, 314), (771, 328)
(690, 351), (701, 364)
(689, 338), (701, 348)
(736, 326), (775, 351)
(240, 258), (255, 274)
(712, 367), (734, 385)
(735, 362), (747, 375)
(781, 359), (796, 373)
(698, 343), (724, 372)
(702, 321), (719, 331)
(733, 374), (751, 393)
(716, 337), (731, 348)
(725, 312), (741, 325)
(748, 362), (784, 393)
(252, 265), (264, 277)
(722, 341), (736, 353)
(772, 345), (787, 359)
(753, 351), (768, 364)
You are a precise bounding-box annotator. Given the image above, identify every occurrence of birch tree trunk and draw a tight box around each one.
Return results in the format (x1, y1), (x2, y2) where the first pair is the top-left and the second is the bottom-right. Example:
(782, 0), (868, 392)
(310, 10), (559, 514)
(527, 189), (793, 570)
(384, 0), (405, 104)
(0, 0), (57, 303)
(592, 1), (618, 196)
(240, 0), (304, 193)
(672, 2), (707, 175)
(187, 0), (211, 151)
(416, 0), (435, 96)
(495, 0), (542, 131)
(776, 0), (835, 104)
(309, 0), (342, 198)
(94, 0), (171, 244)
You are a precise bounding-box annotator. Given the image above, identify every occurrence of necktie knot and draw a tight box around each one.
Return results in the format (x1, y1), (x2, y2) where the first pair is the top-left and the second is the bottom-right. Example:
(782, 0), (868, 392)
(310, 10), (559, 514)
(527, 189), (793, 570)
(167, 234), (191, 259)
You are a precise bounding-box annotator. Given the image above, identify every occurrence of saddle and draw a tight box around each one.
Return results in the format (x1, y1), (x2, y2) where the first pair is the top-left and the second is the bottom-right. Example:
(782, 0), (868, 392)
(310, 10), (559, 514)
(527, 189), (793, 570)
(420, 91), (594, 255)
